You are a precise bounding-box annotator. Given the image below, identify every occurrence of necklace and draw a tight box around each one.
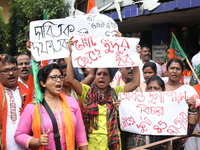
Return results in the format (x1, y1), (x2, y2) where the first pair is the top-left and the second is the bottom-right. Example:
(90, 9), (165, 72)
(46, 99), (58, 112)
(51, 105), (57, 112)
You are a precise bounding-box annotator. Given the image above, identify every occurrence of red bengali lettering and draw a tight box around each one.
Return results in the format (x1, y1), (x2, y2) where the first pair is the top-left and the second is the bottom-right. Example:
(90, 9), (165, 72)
(101, 39), (119, 54)
(165, 91), (187, 103)
(137, 105), (164, 116)
(129, 92), (137, 101)
(117, 54), (135, 67)
(136, 117), (152, 133)
(121, 38), (130, 49)
(121, 116), (136, 129)
(74, 36), (96, 50)
(85, 49), (101, 61)
(74, 56), (92, 67)
(137, 104), (149, 114)
(167, 126), (180, 135)
(119, 92), (130, 101)
(173, 111), (187, 130)
(136, 92), (145, 102)
(148, 92), (164, 104)
(153, 120), (167, 133)
(175, 91), (187, 103)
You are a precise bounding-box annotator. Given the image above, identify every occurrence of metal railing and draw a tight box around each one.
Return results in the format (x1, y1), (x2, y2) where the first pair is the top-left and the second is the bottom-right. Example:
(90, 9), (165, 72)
(131, 130), (200, 150)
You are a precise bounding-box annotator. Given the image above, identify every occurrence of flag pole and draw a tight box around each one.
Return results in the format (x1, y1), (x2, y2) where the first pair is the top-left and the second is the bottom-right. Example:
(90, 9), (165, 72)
(36, 9), (49, 134)
(31, 59), (45, 134)
(170, 32), (200, 84)
(185, 58), (200, 84)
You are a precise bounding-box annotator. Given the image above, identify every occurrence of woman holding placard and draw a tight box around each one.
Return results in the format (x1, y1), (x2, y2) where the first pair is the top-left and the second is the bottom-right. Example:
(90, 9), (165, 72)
(165, 58), (199, 149)
(115, 74), (198, 150)
(165, 58), (198, 130)
(66, 36), (140, 150)
(115, 76), (167, 150)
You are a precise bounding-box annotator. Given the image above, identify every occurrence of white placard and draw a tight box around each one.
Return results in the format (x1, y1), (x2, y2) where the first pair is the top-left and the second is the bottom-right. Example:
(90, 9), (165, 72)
(119, 91), (189, 135)
(75, 14), (118, 36)
(71, 33), (141, 68)
(152, 45), (166, 64)
(29, 14), (118, 61)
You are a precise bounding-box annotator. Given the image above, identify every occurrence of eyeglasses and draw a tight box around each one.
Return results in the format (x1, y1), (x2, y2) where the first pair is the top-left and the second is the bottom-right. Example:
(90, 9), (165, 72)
(0, 67), (18, 75)
(48, 75), (65, 81)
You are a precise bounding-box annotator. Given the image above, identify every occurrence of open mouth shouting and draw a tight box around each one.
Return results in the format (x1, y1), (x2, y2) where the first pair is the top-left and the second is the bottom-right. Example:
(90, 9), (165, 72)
(99, 80), (106, 86)
(55, 83), (62, 91)
(8, 75), (16, 83)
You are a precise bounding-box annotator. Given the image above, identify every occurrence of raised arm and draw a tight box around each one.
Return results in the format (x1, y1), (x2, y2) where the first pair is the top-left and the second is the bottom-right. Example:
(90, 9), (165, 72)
(114, 30), (122, 37)
(81, 68), (95, 85)
(26, 40), (34, 60)
(66, 36), (82, 96)
(124, 66), (140, 92)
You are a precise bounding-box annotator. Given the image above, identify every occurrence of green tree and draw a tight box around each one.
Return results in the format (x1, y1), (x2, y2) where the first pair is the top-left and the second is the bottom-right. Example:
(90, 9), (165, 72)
(7, 0), (68, 55)
(0, 7), (8, 53)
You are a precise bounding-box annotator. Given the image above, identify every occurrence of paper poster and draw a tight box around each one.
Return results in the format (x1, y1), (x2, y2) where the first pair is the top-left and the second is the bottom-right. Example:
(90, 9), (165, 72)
(119, 91), (189, 135)
(29, 14), (118, 61)
(71, 33), (140, 68)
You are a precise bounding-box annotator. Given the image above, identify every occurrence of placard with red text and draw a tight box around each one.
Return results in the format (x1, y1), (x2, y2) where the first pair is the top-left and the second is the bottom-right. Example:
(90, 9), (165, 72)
(119, 91), (189, 135)
(71, 33), (140, 68)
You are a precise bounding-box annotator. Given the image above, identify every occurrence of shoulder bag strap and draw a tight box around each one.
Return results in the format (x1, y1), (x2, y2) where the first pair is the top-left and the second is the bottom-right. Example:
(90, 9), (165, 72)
(42, 100), (61, 150)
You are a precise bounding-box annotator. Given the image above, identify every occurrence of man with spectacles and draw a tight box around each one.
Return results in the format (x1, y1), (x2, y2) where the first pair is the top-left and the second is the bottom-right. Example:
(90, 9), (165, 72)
(0, 55), (27, 150)
(16, 54), (31, 89)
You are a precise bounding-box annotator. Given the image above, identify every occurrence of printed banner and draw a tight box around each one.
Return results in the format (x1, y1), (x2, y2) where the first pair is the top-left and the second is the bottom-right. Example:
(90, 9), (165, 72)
(119, 91), (189, 135)
(29, 14), (118, 61)
(71, 33), (140, 68)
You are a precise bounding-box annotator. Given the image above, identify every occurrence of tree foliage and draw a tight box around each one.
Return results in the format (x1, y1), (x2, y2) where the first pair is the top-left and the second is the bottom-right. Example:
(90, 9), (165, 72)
(7, 0), (68, 55)
(16, 0), (68, 20)
(0, 7), (8, 53)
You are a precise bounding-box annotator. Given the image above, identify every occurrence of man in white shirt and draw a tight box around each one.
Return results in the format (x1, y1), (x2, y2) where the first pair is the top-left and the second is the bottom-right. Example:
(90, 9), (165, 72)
(0, 55), (26, 150)
(139, 45), (162, 82)
(16, 54), (31, 89)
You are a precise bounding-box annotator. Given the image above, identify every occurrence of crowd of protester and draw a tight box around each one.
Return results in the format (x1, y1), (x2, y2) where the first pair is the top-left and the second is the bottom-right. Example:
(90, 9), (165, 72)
(0, 31), (200, 150)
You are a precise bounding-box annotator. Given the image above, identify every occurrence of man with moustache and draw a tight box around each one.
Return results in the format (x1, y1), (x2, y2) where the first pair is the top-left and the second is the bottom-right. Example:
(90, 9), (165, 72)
(139, 45), (162, 82)
(110, 67), (134, 87)
(0, 55), (27, 150)
(16, 54), (31, 89)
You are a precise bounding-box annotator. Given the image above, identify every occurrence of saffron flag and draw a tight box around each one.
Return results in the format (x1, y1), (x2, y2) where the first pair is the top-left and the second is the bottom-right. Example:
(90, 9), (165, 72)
(169, 32), (187, 60)
(87, 0), (99, 14)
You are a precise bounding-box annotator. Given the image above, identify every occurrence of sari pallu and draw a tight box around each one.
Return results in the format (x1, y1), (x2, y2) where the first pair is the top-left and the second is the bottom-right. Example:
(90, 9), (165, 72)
(31, 93), (75, 150)
(83, 84), (120, 150)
